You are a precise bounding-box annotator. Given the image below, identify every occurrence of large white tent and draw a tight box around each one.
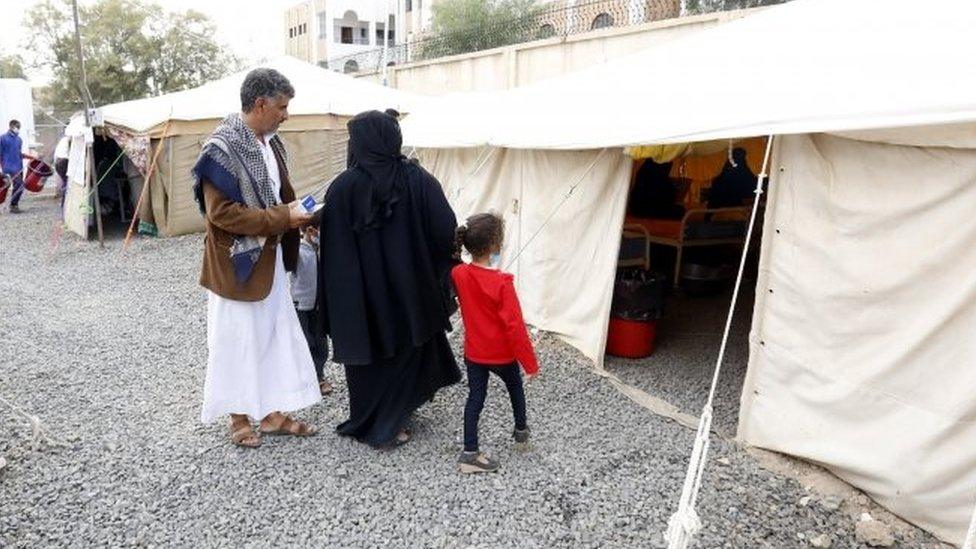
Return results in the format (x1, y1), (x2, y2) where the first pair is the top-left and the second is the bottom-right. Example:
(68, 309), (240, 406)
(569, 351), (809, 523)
(400, 0), (976, 544)
(64, 56), (417, 238)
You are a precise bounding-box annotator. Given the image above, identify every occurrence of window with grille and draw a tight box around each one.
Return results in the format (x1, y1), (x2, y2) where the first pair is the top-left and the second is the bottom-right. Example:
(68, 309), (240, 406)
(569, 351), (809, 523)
(591, 13), (614, 30)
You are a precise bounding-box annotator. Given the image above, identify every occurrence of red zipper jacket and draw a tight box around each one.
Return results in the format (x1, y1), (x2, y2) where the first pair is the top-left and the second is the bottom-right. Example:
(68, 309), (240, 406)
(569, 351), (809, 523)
(451, 263), (539, 375)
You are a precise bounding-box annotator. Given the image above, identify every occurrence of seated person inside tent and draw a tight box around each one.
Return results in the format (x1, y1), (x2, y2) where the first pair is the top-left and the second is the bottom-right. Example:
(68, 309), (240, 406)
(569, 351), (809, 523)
(707, 147), (757, 209)
(628, 159), (685, 220)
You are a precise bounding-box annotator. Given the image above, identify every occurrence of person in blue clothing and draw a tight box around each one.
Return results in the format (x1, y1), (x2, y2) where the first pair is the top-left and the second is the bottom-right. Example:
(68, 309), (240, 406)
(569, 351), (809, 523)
(0, 120), (37, 214)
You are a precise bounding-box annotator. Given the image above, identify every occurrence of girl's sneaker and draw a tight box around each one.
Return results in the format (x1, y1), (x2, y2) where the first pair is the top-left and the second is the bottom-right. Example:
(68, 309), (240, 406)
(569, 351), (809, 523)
(513, 427), (530, 450)
(458, 451), (500, 474)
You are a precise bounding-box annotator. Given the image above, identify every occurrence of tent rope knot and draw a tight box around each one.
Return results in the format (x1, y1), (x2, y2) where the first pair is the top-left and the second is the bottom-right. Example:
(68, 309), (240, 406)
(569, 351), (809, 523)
(666, 404), (714, 549)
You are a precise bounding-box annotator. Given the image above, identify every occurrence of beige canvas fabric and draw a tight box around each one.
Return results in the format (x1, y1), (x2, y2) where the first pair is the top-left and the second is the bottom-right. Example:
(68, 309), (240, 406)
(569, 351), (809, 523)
(144, 129), (347, 237)
(422, 147), (632, 364)
(738, 133), (976, 545)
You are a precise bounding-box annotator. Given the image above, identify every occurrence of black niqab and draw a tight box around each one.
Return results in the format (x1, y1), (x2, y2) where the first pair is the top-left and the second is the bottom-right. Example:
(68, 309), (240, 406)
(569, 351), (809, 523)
(346, 110), (405, 233)
(708, 148), (757, 209)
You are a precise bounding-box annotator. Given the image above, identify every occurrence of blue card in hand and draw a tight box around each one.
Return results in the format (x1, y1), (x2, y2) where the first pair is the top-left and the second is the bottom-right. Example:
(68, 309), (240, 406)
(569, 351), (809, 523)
(300, 195), (319, 213)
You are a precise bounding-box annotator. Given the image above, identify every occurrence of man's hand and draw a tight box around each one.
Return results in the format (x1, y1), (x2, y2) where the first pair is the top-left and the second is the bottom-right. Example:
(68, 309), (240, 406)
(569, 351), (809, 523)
(287, 201), (313, 229)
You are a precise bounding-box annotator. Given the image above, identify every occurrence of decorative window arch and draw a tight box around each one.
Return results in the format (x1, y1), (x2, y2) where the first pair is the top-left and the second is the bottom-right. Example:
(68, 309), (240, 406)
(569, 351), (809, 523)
(343, 60), (359, 74)
(591, 13), (614, 30)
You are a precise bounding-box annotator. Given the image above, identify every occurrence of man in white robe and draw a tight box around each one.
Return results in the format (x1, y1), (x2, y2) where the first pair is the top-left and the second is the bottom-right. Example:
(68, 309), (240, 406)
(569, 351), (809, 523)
(192, 68), (321, 448)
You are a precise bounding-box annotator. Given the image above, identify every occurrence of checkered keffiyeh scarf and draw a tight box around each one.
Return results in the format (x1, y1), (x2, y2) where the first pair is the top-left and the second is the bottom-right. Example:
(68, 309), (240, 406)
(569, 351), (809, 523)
(192, 113), (289, 283)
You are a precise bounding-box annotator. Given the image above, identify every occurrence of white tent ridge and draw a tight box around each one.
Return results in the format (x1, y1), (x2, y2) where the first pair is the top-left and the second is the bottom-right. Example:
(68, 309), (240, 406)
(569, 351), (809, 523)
(401, 0), (976, 150)
(87, 56), (420, 135)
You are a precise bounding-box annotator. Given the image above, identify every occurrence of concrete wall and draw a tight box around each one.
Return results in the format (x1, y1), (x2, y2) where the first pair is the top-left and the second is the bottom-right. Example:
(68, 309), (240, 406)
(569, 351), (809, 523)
(356, 10), (754, 95)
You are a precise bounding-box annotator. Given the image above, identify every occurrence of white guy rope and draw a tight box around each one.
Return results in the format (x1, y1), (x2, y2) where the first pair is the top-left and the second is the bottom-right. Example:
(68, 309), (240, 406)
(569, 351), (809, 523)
(665, 135), (775, 549)
(453, 145), (495, 201)
(962, 493), (976, 549)
(0, 395), (65, 452)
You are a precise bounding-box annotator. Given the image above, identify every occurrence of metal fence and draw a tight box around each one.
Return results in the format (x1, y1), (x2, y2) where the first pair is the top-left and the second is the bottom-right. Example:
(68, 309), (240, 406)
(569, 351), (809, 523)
(329, 0), (682, 75)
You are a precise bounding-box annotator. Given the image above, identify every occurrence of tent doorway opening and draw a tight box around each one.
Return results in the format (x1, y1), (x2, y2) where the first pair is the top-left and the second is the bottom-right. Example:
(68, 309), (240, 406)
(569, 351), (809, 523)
(86, 134), (146, 239)
(606, 137), (769, 436)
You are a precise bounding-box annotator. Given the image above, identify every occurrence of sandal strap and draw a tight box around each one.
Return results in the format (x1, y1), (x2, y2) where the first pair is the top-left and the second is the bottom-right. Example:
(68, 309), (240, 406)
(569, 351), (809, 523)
(231, 426), (259, 443)
(281, 416), (312, 435)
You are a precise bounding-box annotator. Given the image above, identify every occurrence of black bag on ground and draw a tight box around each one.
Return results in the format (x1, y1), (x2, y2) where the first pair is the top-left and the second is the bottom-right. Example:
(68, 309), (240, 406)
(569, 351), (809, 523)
(611, 268), (665, 321)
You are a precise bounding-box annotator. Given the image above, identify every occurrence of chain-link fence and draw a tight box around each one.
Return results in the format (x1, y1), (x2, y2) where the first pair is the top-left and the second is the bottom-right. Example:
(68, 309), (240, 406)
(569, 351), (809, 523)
(329, 0), (682, 75)
(684, 0), (789, 15)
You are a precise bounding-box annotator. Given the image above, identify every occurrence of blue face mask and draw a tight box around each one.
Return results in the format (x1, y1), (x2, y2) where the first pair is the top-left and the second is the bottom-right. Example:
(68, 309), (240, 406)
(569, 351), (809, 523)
(489, 252), (501, 268)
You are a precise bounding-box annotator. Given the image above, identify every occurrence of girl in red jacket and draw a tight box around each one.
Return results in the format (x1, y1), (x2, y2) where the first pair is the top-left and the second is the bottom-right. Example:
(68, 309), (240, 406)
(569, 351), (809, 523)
(451, 213), (539, 474)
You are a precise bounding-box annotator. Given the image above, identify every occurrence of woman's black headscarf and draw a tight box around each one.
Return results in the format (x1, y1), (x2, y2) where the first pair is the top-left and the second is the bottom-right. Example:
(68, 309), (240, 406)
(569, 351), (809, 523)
(346, 110), (406, 233)
(708, 147), (757, 209)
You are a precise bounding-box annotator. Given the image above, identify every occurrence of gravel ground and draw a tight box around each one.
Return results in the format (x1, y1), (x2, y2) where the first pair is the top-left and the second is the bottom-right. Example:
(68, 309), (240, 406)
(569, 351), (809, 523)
(605, 288), (755, 437)
(0, 197), (948, 548)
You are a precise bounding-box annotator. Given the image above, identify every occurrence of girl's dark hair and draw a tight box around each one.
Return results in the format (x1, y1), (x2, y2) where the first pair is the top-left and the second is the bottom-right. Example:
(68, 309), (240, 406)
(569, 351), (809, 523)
(454, 213), (504, 260)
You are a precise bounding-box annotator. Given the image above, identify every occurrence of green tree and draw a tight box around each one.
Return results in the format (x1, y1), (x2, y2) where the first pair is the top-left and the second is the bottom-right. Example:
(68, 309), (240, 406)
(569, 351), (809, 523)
(0, 54), (27, 78)
(421, 0), (542, 59)
(684, 0), (792, 15)
(26, 0), (239, 111)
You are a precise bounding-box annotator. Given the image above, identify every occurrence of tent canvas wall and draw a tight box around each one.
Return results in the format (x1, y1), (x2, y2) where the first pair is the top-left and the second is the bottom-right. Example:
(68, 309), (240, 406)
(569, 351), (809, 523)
(400, 0), (976, 543)
(740, 133), (976, 542)
(63, 56), (416, 238)
(0, 79), (35, 149)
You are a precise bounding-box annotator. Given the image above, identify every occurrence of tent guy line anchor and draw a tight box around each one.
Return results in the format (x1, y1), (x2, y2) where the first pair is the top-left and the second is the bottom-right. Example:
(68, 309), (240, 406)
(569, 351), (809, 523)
(665, 134), (775, 549)
(963, 497), (976, 549)
(0, 395), (66, 454)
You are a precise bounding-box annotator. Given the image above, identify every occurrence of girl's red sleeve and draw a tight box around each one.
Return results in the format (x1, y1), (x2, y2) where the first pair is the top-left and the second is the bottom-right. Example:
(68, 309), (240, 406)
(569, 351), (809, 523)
(498, 276), (539, 375)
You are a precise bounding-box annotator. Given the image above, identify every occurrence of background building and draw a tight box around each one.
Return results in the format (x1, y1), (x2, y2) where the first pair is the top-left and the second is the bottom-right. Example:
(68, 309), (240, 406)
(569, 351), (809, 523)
(284, 0), (400, 70)
(286, 0), (682, 73)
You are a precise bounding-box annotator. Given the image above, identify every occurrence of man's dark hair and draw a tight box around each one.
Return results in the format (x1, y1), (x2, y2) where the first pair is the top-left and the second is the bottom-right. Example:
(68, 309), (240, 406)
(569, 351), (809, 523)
(384, 108), (401, 119)
(9, 120), (20, 129)
(240, 68), (295, 113)
(454, 212), (505, 260)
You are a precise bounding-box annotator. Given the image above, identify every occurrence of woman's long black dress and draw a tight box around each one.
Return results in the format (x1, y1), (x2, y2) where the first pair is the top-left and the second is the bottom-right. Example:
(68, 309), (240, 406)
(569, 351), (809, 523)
(317, 111), (460, 447)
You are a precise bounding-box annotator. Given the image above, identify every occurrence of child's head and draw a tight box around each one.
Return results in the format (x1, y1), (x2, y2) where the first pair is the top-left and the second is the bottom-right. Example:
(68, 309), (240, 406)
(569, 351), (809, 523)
(454, 213), (504, 261)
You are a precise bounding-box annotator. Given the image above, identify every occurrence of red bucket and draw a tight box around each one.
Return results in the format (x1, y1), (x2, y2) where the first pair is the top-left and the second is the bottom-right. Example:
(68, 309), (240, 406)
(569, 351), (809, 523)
(24, 158), (54, 193)
(606, 317), (657, 358)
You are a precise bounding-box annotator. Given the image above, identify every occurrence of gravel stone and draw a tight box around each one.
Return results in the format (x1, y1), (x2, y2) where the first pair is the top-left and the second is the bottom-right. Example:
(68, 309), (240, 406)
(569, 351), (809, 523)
(810, 533), (834, 548)
(856, 519), (895, 547)
(0, 198), (951, 548)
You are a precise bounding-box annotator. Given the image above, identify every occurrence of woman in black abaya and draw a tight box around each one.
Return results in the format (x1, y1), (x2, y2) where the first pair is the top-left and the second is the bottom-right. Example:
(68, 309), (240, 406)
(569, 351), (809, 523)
(317, 110), (461, 448)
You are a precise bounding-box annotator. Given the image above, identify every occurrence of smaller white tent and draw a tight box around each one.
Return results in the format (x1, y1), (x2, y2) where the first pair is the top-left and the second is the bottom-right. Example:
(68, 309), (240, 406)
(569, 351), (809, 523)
(64, 56), (418, 238)
(400, 0), (976, 544)
(0, 79), (36, 149)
